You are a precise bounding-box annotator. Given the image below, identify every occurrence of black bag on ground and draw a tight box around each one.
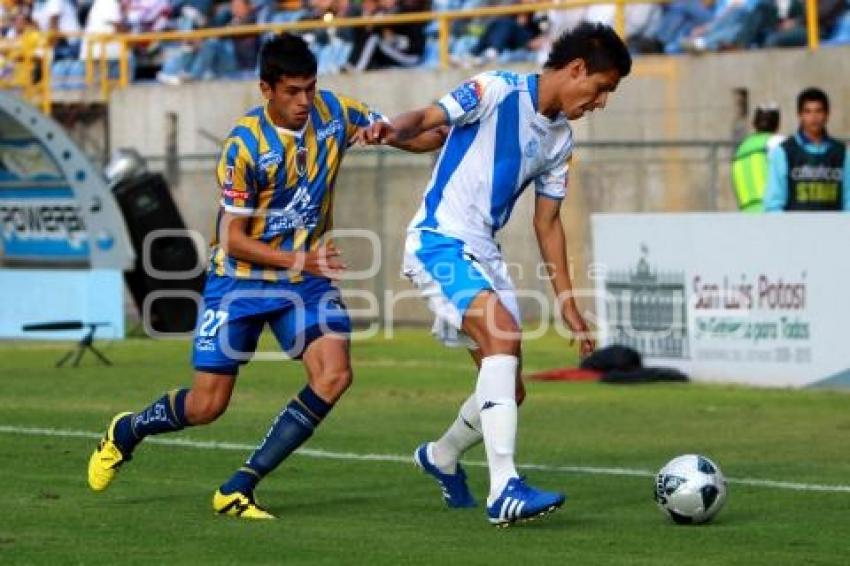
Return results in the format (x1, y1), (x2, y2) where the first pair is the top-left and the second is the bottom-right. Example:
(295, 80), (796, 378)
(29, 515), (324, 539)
(580, 345), (643, 372)
(600, 367), (690, 384)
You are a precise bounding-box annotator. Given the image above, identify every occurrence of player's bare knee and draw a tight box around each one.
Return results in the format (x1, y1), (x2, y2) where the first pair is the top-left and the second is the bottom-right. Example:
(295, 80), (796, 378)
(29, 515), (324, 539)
(315, 367), (353, 400)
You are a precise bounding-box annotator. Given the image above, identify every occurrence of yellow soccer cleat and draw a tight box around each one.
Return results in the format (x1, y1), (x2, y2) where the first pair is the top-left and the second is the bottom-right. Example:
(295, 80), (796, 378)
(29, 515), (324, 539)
(213, 490), (277, 520)
(88, 412), (133, 492)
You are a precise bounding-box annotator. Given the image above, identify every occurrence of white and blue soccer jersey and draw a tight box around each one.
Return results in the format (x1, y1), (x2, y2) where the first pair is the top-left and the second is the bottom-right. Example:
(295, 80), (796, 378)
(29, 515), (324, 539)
(403, 71), (574, 346)
(407, 70), (573, 253)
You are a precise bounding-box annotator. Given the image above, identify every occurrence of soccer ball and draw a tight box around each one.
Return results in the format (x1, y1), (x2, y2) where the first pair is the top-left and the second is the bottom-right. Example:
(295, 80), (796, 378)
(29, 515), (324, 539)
(654, 454), (727, 524)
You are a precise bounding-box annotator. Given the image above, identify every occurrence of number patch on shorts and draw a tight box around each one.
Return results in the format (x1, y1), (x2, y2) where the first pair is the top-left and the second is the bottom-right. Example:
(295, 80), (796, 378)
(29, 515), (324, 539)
(198, 309), (228, 337)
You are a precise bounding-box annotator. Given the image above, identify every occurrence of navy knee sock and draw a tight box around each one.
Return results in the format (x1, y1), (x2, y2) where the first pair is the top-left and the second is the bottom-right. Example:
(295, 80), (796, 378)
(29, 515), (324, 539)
(113, 388), (191, 454)
(220, 386), (332, 495)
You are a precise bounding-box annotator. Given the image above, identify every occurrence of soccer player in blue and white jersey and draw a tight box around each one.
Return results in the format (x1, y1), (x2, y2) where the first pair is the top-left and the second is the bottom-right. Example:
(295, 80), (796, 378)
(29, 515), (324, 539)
(364, 23), (631, 526)
(87, 33), (444, 519)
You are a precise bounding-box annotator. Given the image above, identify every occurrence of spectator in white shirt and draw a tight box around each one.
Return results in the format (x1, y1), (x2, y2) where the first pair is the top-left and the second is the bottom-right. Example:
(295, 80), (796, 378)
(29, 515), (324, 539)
(31, 0), (82, 59)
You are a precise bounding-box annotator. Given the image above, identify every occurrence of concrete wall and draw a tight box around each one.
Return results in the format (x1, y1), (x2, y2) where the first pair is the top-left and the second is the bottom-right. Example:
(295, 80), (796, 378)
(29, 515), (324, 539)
(111, 46), (850, 323)
(111, 47), (850, 155)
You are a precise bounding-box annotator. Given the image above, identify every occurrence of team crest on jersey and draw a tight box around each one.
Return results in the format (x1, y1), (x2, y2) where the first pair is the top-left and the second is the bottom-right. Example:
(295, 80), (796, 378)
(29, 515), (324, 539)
(258, 151), (283, 171)
(296, 147), (309, 177)
(450, 80), (483, 112)
(223, 165), (234, 188)
(524, 138), (540, 158)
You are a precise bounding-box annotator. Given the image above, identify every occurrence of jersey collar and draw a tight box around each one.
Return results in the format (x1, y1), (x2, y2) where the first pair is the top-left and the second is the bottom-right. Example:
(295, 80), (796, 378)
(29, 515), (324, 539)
(263, 104), (309, 138)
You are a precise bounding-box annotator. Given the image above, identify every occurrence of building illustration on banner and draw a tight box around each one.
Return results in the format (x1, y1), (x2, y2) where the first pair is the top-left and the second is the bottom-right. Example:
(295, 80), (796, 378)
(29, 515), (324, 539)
(604, 244), (689, 359)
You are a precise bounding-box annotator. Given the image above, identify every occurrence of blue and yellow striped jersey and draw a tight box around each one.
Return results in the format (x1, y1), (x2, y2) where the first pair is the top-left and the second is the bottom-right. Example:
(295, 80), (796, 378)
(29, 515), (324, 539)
(210, 90), (376, 281)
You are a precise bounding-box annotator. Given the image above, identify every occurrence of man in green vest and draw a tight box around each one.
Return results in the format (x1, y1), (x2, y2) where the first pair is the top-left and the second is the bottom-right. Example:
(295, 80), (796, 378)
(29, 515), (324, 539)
(765, 87), (850, 211)
(731, 104), (783, 212)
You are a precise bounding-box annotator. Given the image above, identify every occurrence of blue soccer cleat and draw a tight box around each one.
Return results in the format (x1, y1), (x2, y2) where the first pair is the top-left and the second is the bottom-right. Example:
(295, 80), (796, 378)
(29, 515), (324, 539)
(413, 442), (477, 508)
(486, 477), (566, 527)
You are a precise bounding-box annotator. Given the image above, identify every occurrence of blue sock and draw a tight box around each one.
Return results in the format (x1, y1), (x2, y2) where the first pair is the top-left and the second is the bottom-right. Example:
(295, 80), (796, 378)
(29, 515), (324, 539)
(113, 389), (191, 454)
(220, 386), (332, 495)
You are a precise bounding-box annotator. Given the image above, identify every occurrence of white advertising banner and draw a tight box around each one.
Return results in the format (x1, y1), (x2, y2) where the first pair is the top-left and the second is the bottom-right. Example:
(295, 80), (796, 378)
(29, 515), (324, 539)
(592, 213), (848, 388)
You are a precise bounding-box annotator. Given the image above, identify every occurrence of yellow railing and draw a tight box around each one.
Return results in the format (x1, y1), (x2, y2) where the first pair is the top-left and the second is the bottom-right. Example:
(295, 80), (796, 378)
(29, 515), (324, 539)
(0, 0), (825, 116)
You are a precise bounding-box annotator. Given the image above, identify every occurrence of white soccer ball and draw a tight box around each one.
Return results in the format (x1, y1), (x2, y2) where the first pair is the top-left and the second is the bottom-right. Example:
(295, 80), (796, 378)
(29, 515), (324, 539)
(654, 454), (727, 524)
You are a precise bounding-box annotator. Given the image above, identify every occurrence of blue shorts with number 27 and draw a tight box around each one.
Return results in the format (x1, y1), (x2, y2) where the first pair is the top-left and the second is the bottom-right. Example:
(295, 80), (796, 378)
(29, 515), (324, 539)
(191, 273), (351, 375)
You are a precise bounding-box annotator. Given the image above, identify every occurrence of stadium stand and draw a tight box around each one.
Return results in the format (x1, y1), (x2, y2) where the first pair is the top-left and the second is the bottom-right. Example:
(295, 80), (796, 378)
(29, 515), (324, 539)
(1, 0), (849, 110)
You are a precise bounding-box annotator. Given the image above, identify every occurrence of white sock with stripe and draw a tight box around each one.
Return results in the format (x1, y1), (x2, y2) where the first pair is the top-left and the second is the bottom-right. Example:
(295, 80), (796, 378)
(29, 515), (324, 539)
(476, 354), (520, 505)
(430, 394), (482, 474)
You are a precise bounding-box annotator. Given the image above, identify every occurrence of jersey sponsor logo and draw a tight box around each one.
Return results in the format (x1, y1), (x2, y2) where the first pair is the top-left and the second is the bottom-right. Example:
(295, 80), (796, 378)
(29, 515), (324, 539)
(222, 188), (250, 200)
(223, 165), (234, 189)
(315, 119), (343, 143)
(266, 185), (319, 232)
(295, 147), (309, 177)
(790, 164), (843, 182)
(258, 150), (283, 171)
(450, 80), (483, 113)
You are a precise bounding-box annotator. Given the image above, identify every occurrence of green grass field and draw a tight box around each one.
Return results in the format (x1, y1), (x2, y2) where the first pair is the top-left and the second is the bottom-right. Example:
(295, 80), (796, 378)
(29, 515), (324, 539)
(1, 330), (849, 565)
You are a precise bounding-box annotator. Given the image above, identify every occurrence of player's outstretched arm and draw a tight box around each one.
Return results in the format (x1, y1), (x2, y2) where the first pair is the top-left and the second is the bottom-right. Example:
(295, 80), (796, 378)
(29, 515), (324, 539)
(389, 125), (449, 153)
(533, 195), (596, 357)
(218, 213), (346, 279)
(351, 124), (448, 153)
(362, 105), (448, 147)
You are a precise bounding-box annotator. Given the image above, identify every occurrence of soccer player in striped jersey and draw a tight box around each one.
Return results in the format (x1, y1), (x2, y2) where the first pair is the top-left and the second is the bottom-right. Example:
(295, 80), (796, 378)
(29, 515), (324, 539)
(87, 33), (444, 519)
(364, 23), (631, 526)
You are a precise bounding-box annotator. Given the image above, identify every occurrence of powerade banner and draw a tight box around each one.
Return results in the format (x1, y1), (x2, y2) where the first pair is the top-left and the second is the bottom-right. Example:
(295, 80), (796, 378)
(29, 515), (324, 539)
(0, 190), (90, 262)
(592, 213), (850, 389)
(0, 93), (133, 340)
(0, 140), (90, 263)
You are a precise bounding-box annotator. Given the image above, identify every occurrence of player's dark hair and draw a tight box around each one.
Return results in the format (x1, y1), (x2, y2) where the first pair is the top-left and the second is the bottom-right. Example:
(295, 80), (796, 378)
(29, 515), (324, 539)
(797, 87), (829, 114)
(544, 22), (631, 78)
(259, 33), (317, 85)
(753, 106), (780, 133)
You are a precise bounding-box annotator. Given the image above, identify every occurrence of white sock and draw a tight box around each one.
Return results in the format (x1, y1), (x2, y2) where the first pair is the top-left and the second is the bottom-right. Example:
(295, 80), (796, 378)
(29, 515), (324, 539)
(476, 354), (519, 504)
(430, 394), (482, 474)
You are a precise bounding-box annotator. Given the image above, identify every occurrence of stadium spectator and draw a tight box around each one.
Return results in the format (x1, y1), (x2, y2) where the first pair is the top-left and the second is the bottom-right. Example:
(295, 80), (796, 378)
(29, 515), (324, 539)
(300, 0), (358, 74)
(466, 0), (546, 64)
(731, 103), (783, 212)
(824, 8), (850, 44)
(679, 0), (777, 52)
(765, 88), (850, 211)
(1, 7), (41, 83)
(0, 0), (10, 35)
(170, 0), (214, 30)
(31, 0), (81, 59)
(428, 0), (488, 66)
(157, 0), (257, 84)
(764, 0), (846, 47)
(347, 0), (427, 71)
(648, 0), (714, 53)
(125, 0), (169, 32)
(79, 0), (127, 61)
(585, 2), (662, 40)
(548, 3), (663, 55)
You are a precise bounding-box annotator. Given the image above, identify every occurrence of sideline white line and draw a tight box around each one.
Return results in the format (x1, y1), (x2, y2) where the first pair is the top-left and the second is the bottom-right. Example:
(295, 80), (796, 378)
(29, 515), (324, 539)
(2, 424), (849, 494)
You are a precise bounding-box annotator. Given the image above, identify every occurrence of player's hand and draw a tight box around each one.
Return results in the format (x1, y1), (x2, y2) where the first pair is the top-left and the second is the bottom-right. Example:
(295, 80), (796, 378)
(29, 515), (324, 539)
(294, 244), (347, 280)
(562, 301), (596, 358)
(359, 121), (395, 145)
